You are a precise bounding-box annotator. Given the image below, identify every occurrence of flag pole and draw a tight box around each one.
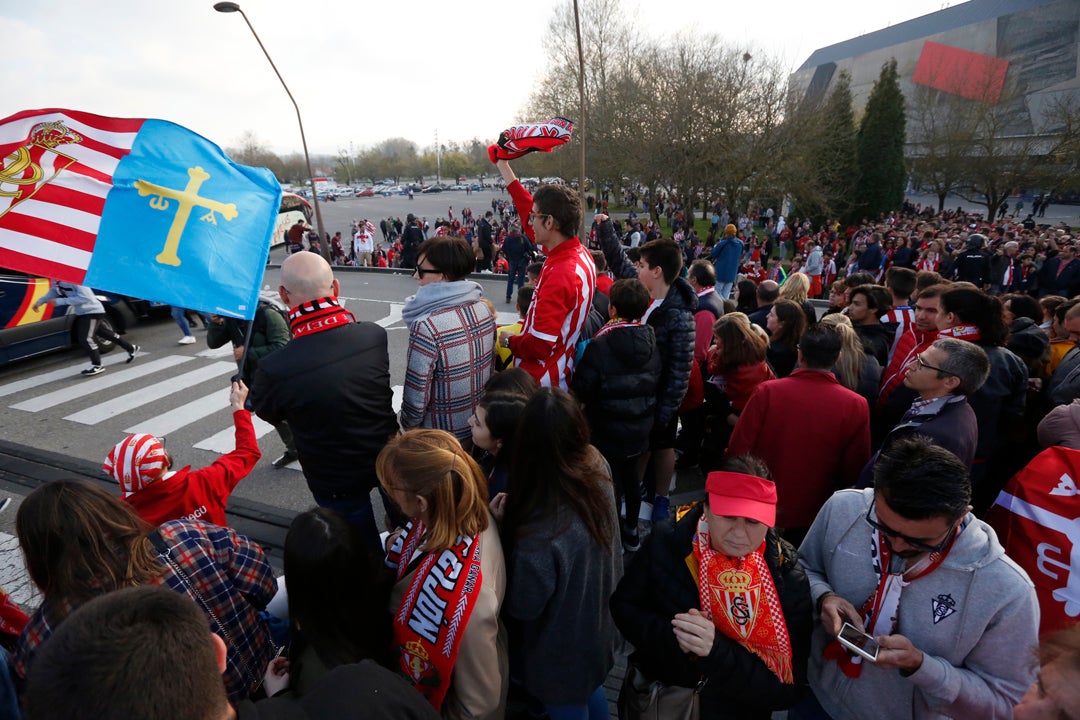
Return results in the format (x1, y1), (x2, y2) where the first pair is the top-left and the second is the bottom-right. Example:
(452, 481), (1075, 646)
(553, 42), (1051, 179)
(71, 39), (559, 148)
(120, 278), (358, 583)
(235, 316), (255, 385)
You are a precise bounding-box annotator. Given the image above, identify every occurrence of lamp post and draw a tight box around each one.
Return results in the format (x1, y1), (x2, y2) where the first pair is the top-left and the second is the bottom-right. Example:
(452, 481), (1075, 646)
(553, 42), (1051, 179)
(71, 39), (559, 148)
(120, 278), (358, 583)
(213, 1), (330, 263)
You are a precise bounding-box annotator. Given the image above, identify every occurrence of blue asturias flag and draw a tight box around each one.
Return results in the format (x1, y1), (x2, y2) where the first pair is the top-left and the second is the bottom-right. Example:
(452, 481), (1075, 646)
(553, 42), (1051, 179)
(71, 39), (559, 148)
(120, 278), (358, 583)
(0, 109), (282, 320)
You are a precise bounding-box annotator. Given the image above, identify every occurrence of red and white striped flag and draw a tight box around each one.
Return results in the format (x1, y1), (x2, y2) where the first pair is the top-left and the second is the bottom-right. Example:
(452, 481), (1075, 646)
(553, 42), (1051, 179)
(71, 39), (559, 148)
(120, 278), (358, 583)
(0, 108), (281, 319)
(0, 110), (141, 281)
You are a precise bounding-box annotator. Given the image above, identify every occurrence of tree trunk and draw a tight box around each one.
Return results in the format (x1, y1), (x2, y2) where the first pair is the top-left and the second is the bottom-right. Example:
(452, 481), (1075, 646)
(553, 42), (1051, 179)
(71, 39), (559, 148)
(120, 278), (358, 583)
(937, 193), (947, 214)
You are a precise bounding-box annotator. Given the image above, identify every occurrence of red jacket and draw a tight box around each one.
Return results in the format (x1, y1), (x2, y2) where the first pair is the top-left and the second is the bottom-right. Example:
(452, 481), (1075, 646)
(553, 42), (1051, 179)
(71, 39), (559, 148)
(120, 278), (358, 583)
(506, 180), (595, 389)
(728, 369), (871, 529)
(878, 326), (937, 408)
(124, 410), (260, 527)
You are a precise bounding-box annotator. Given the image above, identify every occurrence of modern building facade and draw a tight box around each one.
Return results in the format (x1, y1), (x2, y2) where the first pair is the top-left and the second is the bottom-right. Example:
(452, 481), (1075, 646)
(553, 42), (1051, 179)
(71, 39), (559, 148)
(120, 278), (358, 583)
(792, 0), (1080, 137)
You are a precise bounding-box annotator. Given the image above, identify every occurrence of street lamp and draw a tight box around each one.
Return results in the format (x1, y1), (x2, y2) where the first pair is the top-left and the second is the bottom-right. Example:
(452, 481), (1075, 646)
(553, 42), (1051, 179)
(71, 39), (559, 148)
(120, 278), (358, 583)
(213, 1), (330, 263)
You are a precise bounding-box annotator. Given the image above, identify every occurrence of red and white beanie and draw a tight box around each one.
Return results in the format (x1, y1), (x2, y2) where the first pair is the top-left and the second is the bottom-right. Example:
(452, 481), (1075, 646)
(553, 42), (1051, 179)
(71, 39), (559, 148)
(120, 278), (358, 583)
(102, 433), (168, 497)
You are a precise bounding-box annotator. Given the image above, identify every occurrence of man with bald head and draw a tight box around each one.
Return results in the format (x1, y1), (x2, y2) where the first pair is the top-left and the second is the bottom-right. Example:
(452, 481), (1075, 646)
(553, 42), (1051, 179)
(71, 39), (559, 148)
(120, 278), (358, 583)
(747, 279), (779, 333)
(250, 252), (398, 552)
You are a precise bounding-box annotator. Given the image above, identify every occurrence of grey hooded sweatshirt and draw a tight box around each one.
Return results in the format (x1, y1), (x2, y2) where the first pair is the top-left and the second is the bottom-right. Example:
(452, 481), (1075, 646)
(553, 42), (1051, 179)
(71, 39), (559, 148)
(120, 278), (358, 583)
(798, 488), (1038, 720)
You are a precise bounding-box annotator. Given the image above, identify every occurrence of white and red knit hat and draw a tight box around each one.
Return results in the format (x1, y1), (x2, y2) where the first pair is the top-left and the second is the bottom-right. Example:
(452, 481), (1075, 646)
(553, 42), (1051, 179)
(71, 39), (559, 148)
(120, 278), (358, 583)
(102, 433), (168, 497)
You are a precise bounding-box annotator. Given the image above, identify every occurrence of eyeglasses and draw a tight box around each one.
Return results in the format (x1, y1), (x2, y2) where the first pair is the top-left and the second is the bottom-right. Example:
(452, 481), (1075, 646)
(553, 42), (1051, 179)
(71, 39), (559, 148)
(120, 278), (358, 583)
(864, 501), (954, 554)
(914, 353), (955, 376)
(528, 211), (549, 223)
(413, 265), (440, 278)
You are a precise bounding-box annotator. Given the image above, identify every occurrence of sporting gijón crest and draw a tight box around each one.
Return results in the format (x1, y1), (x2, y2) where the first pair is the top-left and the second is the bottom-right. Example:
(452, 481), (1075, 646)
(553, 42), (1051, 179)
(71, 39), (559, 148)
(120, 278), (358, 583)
(931, 593), (956, 624)
(712, 567), (760, 639)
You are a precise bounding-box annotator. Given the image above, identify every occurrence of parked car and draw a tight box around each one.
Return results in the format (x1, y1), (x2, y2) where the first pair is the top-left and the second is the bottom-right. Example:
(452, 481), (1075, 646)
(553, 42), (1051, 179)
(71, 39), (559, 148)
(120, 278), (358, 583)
(0, 272), (146, 365)
(355, 186), (376, 197)
(420, 184), (445, 194)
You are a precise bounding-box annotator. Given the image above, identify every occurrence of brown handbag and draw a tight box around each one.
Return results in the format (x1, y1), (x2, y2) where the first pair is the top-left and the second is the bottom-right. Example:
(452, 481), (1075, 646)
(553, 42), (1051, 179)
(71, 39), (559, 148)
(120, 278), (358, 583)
(617, 661), (706, 720)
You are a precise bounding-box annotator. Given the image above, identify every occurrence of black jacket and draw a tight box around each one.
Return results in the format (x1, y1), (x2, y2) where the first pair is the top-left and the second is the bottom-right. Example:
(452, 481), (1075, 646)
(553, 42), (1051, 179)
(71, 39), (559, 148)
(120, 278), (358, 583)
(853, 323), (894, 367)
(572, 322), (661, 456)
(250, 322), (398, 498)
(237, 661), (439, 720)
(1037, 256), (1080, 298)
(596, 219), (697, 425)
(611, 504), (812, 719)
(767, 340), (798, 378)
(968, 343), (1028, 459)
(649, 279), (699, 425)
(952, 249), (991, 286)
(400, 224), (424, 268)
(747, 303), (773, 335)
(477, 217), (494, 249)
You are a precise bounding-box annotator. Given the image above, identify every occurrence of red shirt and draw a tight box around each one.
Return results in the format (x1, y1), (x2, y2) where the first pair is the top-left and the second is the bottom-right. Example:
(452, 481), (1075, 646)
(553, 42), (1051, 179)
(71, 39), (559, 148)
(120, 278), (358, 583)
(124, 410), (260, 527)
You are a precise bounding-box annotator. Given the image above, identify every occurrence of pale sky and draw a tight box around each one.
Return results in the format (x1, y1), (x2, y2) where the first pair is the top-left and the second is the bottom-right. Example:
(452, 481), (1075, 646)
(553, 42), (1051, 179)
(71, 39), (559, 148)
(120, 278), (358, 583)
(3, 0), (954, 156)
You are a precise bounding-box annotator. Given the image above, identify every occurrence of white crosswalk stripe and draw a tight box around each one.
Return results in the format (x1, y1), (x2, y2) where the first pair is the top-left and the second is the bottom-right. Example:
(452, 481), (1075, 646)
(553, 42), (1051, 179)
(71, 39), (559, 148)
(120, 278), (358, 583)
(197, 345), (236, 359)
(64, 361), (236, 425)
(10, 355), (193, 412)
(3, 302), (407, 469)
(0, 350), (143, 399)
(195, 416), (279, 453)
(375, 302), (403, 327)
(126, 388), (230, 437)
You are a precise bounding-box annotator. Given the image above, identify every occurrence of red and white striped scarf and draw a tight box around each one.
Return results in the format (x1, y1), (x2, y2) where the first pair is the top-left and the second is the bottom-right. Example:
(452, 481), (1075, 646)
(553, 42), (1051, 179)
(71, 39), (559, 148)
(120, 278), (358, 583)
(288, 296), (355, 338)
(386, 521), (484, 710)
(693, 517), (793, 683)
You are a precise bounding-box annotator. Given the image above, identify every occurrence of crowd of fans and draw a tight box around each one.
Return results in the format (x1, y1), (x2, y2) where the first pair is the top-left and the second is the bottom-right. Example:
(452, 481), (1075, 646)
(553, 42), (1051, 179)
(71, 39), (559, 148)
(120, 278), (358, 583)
(3, 174), (1080, 720)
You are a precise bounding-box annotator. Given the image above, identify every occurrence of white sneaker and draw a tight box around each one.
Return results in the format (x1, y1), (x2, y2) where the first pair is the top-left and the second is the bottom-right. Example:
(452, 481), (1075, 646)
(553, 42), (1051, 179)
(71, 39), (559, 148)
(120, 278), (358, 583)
(178, 335), (196, 345)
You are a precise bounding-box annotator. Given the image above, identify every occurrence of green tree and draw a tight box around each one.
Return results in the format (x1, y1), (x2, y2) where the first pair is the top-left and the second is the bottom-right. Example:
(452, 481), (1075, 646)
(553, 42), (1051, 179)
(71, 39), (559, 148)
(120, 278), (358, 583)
(855, 59), (906, 219)
(812, 71), (860, 222)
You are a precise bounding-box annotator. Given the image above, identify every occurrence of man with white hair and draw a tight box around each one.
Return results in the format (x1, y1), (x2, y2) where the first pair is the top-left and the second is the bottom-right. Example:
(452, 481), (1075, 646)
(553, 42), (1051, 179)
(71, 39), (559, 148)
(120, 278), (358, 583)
(989, 239), (1020, 295)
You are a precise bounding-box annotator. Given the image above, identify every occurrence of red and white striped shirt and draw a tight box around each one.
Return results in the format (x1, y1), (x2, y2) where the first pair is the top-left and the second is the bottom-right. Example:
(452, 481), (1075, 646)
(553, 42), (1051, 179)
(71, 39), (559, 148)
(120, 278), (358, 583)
(506, 181), (595, 389)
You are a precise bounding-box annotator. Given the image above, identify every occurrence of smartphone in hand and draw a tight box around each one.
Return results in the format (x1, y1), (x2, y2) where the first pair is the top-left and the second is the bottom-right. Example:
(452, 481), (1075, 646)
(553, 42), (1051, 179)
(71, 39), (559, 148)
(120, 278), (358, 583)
(838, 622), (880, 662)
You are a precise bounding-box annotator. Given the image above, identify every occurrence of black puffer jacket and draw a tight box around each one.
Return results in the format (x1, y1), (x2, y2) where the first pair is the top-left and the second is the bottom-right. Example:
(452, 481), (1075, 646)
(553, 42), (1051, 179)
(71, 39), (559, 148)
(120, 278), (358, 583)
(611, 503), (812, 719)
(572, 322), (661, 456)
(649, 278), (698, 426)
(596, 219), (697, 425)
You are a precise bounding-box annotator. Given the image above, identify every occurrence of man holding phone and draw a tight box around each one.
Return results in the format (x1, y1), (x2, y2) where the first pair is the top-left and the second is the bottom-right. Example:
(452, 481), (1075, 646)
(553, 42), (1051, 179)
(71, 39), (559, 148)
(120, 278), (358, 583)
(792, 437), (1038, 720)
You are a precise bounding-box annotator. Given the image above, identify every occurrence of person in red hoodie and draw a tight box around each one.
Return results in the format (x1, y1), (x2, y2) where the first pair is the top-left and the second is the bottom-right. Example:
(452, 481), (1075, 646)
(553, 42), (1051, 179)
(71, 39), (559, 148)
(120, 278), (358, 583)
(102, 380), (260, 527)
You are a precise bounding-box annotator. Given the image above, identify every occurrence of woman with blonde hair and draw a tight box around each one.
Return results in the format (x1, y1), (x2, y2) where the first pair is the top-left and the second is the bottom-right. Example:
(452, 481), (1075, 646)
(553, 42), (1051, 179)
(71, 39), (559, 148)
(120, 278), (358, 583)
(378, 429), (507, 720)
(778, 272), (817, 327)
(819, 313), (881, 407)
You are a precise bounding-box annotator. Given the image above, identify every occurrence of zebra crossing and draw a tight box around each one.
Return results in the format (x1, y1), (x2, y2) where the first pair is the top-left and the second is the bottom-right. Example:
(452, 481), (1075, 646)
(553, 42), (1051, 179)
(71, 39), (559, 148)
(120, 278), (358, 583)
(1, 297), (520, 467)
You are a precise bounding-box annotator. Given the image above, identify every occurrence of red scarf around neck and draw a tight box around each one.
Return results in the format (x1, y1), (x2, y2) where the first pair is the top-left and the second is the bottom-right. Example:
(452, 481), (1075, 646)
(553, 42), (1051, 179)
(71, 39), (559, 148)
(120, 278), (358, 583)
(386, 521), (484, 710)
(288, 296), (355, 338)
(693, 517), (794, 684)
(937, 324), (981, 342)
(823, 520), (961, 677)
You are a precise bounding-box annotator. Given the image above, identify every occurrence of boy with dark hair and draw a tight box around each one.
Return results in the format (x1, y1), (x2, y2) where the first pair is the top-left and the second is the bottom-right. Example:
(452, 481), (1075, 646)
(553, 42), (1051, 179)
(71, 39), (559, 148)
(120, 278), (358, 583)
(572, 279), (661, 551)
(847, 285), (894, 366)
(495, 285), (535, 372)
(633, 239), (698, 521)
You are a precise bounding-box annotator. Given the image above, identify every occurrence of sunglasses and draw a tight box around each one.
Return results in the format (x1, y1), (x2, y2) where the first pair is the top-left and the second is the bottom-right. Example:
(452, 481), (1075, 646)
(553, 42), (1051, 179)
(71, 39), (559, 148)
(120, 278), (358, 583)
(864, 501), (954, 554)
(528, 212), (550, 223)
(413, 265), (440, 278)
